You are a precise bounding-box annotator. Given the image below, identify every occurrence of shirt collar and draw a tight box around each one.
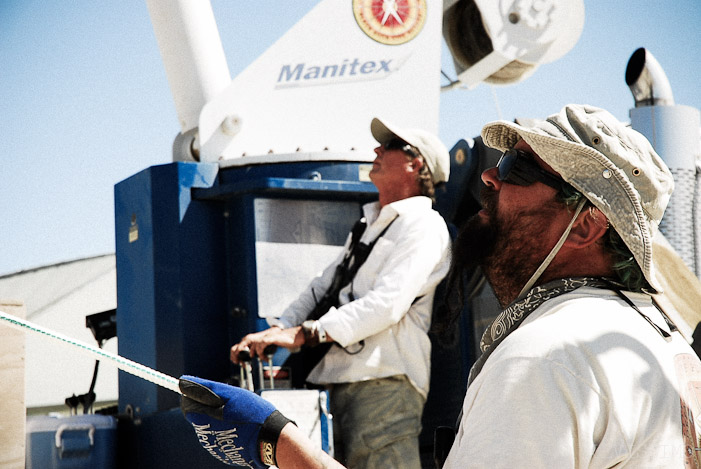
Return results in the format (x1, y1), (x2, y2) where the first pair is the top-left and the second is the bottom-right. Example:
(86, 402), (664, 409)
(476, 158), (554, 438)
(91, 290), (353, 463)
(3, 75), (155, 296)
(363, 196), (431, 224)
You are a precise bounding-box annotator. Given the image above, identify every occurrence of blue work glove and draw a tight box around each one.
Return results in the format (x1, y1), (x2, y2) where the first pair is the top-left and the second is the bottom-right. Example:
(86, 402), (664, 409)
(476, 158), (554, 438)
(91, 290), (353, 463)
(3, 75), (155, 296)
(179, 375), (294, 468)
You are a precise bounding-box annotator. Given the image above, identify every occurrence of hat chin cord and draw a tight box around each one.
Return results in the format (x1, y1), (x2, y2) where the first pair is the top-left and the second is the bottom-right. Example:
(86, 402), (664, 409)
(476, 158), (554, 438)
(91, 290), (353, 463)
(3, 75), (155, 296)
(516, 198), (587, 300)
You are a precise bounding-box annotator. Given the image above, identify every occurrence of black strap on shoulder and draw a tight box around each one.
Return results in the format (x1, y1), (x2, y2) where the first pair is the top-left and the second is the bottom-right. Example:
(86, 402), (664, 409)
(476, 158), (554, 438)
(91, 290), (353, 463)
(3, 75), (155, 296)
(608, 284), (673, 341)
(308, 215), (398, 321)
(349, 217), (368, 252)
(347, 216), (398, 296)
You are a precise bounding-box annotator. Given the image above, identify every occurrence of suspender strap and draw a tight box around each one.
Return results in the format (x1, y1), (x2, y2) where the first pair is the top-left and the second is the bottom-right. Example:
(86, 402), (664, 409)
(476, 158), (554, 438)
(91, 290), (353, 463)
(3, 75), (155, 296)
(347, 216), (398, 293)
(308, 215), (398, 321)
(604, 280), (674, 341)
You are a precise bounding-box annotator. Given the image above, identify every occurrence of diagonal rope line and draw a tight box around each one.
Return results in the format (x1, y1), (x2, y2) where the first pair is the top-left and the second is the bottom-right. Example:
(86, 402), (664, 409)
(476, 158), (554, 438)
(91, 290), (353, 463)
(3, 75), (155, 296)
(0, 310), (181, 395)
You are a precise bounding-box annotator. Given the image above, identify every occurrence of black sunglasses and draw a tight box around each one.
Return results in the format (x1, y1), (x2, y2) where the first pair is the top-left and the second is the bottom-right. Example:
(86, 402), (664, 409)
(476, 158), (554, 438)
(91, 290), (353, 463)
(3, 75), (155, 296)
(383, 138), (421, 159)
(496, 149), (569, 191)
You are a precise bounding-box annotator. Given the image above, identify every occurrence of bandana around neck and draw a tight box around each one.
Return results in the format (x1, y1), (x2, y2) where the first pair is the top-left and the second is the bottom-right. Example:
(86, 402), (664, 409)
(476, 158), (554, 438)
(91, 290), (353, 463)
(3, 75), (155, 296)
(467, 277), (612, 386)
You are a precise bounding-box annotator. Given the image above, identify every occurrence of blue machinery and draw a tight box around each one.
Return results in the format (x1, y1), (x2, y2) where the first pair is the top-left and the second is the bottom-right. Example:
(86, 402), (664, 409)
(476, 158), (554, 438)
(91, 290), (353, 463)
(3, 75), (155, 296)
(113, 139), (485, 467)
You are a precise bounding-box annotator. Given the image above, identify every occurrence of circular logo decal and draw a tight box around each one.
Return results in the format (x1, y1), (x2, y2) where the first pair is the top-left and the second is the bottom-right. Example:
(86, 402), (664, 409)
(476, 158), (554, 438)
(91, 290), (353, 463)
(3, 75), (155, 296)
(353, 0), (427, 45)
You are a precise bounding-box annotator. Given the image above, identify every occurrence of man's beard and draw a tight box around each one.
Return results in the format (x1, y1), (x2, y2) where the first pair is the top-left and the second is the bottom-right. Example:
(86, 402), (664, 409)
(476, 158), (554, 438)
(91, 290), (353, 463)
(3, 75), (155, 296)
(452, 188), (558, 307)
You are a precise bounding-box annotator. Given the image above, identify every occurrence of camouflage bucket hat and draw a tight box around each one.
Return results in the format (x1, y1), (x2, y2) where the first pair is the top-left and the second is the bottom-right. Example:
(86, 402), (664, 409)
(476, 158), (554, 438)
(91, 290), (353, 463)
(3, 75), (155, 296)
(481, 104), (674, 292)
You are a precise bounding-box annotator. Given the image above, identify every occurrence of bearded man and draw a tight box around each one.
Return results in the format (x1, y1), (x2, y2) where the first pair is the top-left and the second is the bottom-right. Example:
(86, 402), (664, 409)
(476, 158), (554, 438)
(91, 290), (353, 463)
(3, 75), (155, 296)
(443, 104), (700, 468)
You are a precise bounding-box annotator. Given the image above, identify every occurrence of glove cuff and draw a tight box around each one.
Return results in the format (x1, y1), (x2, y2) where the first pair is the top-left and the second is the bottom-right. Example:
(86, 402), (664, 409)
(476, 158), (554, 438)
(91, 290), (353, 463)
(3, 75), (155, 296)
(258, 410), (294, 467)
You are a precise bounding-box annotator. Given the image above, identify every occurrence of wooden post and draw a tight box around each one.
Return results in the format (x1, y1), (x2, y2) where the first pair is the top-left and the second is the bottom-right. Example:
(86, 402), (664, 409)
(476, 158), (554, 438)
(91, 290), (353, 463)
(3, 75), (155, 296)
(0, 300), (26, 469)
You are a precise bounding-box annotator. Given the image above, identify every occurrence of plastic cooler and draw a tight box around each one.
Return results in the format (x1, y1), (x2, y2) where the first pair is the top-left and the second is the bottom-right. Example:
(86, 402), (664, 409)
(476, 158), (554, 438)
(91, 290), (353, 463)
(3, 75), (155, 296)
(26, 414), (117, 469)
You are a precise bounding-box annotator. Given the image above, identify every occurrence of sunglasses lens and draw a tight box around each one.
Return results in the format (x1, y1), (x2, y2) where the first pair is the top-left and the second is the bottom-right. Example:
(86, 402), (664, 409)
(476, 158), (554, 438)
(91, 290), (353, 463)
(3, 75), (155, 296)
(497, 151), (515, 180)
(497, 149), (567, 190)
(384, 139), (404, 151)
(384, 139), (419, 159)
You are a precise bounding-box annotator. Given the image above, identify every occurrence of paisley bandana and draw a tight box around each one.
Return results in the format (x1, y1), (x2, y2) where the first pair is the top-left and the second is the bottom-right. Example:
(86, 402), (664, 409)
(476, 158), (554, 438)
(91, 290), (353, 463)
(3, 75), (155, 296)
(467, 277), (612, 386)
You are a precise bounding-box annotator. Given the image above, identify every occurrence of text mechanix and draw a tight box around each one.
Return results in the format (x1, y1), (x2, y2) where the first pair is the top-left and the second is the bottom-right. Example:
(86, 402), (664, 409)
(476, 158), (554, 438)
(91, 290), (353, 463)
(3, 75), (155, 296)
(192, 423), (254, 469)
(277, 57), (398, 88)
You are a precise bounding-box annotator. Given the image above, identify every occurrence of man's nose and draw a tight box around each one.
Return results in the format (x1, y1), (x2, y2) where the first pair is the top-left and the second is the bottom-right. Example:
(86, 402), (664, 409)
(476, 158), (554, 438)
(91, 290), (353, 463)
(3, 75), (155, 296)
(481, 167), (502, 189)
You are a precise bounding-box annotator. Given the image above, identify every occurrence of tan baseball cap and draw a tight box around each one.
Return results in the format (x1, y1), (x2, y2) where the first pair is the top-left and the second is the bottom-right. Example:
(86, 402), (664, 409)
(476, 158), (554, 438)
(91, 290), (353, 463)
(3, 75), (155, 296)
(481, 104), (674, 292)
(371, 117), (450, 184)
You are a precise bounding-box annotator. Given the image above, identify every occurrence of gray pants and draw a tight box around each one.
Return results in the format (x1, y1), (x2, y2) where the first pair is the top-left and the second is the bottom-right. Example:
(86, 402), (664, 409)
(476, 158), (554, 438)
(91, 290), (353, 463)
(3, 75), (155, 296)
(330, 375), (425, 469)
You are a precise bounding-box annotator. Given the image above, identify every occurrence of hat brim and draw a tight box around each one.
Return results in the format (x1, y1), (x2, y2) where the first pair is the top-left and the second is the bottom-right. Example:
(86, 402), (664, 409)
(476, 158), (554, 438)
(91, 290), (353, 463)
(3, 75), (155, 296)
(370, 118), (399, 145)
(652, 232), (701, 337)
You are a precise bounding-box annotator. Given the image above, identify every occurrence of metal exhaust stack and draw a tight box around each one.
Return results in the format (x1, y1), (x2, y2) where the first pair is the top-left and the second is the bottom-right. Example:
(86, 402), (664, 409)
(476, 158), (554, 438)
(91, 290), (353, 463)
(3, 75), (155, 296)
(625, 47), (675, 107)
(626, 48), (701, 278)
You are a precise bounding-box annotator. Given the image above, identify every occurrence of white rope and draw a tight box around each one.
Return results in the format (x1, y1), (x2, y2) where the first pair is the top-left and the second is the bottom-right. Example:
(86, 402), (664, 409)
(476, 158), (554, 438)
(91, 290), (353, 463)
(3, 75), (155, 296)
(0, 310), (181, 395)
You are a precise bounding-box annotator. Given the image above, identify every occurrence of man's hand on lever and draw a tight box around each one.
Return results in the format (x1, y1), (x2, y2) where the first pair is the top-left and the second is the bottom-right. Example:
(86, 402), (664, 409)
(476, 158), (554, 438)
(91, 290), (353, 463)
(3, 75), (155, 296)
(230, 326), (307, 364)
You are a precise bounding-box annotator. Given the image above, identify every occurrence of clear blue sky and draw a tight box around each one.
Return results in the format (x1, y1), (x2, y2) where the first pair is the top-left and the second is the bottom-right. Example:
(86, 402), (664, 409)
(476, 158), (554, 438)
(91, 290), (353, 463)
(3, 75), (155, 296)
(1, 1), (700, 276)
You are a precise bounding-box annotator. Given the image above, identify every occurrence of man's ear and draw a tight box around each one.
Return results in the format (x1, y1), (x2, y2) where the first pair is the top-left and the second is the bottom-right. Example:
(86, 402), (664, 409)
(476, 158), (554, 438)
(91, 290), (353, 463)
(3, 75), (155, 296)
(410, 157), (424, 172)
(564, 207), (609, 249)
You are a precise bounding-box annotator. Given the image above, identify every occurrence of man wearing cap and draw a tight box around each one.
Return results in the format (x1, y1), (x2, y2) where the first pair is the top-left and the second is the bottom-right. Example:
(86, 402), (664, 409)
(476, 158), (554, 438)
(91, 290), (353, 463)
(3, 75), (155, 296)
(230, 117), (452, 468)
(440, 103), (701, 467)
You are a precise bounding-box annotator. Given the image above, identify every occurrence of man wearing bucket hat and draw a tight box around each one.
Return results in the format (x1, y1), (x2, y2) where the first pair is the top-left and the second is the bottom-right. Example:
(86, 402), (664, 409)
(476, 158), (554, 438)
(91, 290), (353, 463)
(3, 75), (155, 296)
(440, 103), (701, 467)
(230, 117), (452, 468)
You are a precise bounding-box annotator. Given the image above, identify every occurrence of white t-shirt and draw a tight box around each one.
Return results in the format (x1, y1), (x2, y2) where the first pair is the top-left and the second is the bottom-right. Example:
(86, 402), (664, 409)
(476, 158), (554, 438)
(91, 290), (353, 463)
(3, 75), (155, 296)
(445, 287), (701, 468)
(276, 196), (451, 398)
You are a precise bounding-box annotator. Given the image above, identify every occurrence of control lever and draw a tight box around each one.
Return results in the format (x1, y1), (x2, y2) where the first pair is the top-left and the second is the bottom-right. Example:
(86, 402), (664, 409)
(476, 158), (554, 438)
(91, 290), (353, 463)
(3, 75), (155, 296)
(237, 347), (254, 392)
(263, 345), (277, 389)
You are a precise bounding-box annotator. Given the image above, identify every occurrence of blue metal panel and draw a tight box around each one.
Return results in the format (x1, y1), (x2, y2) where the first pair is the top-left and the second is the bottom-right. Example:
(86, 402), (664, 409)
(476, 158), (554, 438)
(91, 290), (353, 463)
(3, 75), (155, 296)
(197, 161), (377, 201)
(218, 160), (373, 184)
(117, 408), (224, 469)
(115, 168), (157, 414)
(221, 194), (262, 361)
(115, 162), (227, 416)
(434, 138), (479, 224)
